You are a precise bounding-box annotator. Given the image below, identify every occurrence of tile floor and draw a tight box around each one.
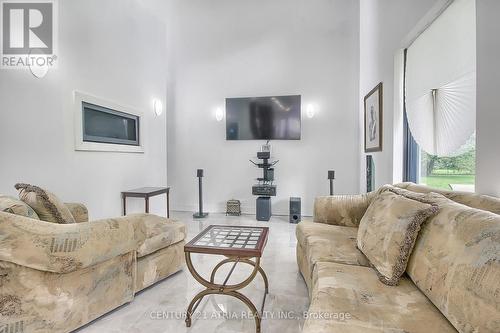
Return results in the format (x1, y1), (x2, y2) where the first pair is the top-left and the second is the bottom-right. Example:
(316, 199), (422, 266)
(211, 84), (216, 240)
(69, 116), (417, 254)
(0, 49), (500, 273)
(76, 212), (310, 333)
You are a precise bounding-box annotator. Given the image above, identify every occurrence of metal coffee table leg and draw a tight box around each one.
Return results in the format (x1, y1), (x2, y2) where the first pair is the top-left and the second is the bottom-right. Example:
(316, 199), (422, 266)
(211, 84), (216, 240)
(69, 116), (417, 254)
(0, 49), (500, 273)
(185, 252), (268, 332)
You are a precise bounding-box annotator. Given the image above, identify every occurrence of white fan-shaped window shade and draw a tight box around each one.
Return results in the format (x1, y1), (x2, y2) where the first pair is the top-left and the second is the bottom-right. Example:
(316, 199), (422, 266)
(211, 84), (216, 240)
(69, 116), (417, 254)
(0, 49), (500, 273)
(405, 0), (476, 157)
(406, 72), (476, 156)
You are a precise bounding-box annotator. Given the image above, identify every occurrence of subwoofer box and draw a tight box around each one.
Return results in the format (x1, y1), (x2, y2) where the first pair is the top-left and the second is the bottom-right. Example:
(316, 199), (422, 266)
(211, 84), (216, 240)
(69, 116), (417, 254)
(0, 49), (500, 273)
(256, 197), (271, 221)
(289, 197), (301, 224)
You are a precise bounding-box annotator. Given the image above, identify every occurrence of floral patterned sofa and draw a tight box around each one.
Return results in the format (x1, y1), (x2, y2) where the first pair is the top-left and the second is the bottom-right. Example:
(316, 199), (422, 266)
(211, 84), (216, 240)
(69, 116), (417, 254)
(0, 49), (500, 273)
(0, 201), (186, 333)
(297, 182), (500, 333)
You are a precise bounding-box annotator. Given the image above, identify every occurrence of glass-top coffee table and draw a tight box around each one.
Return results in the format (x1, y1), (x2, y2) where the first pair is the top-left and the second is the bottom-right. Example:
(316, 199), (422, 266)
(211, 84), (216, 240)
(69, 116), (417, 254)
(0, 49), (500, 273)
(184, 225), (269, 333)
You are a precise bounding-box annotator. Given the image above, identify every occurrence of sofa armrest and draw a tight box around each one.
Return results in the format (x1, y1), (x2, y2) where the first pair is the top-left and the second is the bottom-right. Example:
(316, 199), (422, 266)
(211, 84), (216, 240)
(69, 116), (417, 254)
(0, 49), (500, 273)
(124, 213), (186, 257)
(0, 211), (143, 273)
(64, 202), (89, 223)
(313, 193), (376, 227)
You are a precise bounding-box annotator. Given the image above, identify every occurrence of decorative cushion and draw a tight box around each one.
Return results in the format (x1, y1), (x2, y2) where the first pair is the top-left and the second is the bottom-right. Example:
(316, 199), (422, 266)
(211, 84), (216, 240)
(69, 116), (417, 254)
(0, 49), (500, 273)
(357, 190), (438, 285)
(64, 203), (89, 223)
(0, 195), (39, 219)
(395, 182), (500, 214)
(14, 183), (76, 224)
(405, 192), (500, 333)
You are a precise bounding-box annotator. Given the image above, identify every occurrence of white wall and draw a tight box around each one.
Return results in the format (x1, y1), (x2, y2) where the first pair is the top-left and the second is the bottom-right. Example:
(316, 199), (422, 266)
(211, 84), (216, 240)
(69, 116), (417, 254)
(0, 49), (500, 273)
(0, 0), (168, 219)
(166, 0), (360, 216)
(475, 0), (500, 196)
(358, 0), (441, 192)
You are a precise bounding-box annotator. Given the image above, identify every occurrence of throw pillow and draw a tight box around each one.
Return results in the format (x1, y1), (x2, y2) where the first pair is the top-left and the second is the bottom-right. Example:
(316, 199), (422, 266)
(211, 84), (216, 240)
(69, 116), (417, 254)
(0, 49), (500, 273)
(14, 183), (76, 224)
(0, 195), (40, 219)
(357, 189), (438, 285)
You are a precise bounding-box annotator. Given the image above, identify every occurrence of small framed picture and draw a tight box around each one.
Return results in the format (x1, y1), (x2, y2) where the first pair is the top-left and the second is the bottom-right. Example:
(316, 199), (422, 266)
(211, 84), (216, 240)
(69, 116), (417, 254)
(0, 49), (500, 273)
(364, 82), (383, 152)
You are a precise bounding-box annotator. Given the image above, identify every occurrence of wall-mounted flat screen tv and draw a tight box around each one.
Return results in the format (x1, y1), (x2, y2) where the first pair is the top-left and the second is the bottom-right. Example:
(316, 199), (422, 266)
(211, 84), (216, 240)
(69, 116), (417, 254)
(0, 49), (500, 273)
(226, 95), (301, 140)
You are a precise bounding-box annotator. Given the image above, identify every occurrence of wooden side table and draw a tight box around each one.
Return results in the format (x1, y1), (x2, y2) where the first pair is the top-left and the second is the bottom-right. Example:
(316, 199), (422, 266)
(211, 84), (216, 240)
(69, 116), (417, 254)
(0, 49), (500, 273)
(121, 187), (170, 218)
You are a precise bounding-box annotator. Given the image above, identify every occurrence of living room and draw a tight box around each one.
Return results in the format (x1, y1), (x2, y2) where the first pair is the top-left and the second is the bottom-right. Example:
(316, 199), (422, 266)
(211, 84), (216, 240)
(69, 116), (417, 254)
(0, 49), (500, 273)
(0, 0), (499, 332)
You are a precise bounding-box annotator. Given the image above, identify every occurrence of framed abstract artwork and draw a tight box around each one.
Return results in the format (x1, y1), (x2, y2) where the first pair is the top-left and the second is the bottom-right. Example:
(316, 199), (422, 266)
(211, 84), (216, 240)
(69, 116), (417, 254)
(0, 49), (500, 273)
(364, 82), (383, 152)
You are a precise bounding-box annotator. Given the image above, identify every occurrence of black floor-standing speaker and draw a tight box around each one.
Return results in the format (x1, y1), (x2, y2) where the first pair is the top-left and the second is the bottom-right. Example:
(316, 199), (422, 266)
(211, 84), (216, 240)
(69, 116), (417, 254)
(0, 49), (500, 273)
(289, 197), (301, 223)
(328, 170), (335, 195)
(193, 169), (208, 218)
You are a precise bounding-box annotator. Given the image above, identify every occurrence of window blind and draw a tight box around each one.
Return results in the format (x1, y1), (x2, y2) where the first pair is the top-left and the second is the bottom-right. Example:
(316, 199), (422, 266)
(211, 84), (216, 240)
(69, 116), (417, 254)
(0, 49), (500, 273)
(405, 0), (476, 157)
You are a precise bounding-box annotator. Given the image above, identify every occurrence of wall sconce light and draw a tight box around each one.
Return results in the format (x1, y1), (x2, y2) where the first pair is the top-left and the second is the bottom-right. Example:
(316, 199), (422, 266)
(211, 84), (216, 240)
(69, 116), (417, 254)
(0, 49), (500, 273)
(153, 99), (163, 116)
(215, 107), (224, 122)
(306, 103), (317, 119)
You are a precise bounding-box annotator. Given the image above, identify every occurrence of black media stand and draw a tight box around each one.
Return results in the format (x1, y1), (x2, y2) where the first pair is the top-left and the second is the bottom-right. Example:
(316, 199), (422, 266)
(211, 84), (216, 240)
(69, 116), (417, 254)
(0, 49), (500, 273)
(250, 151), (278, 221)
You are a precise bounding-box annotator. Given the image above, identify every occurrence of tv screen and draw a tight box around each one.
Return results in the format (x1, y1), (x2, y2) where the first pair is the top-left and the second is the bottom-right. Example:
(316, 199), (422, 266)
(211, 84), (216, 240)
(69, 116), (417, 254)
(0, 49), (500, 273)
(226, 95), (301, 140)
